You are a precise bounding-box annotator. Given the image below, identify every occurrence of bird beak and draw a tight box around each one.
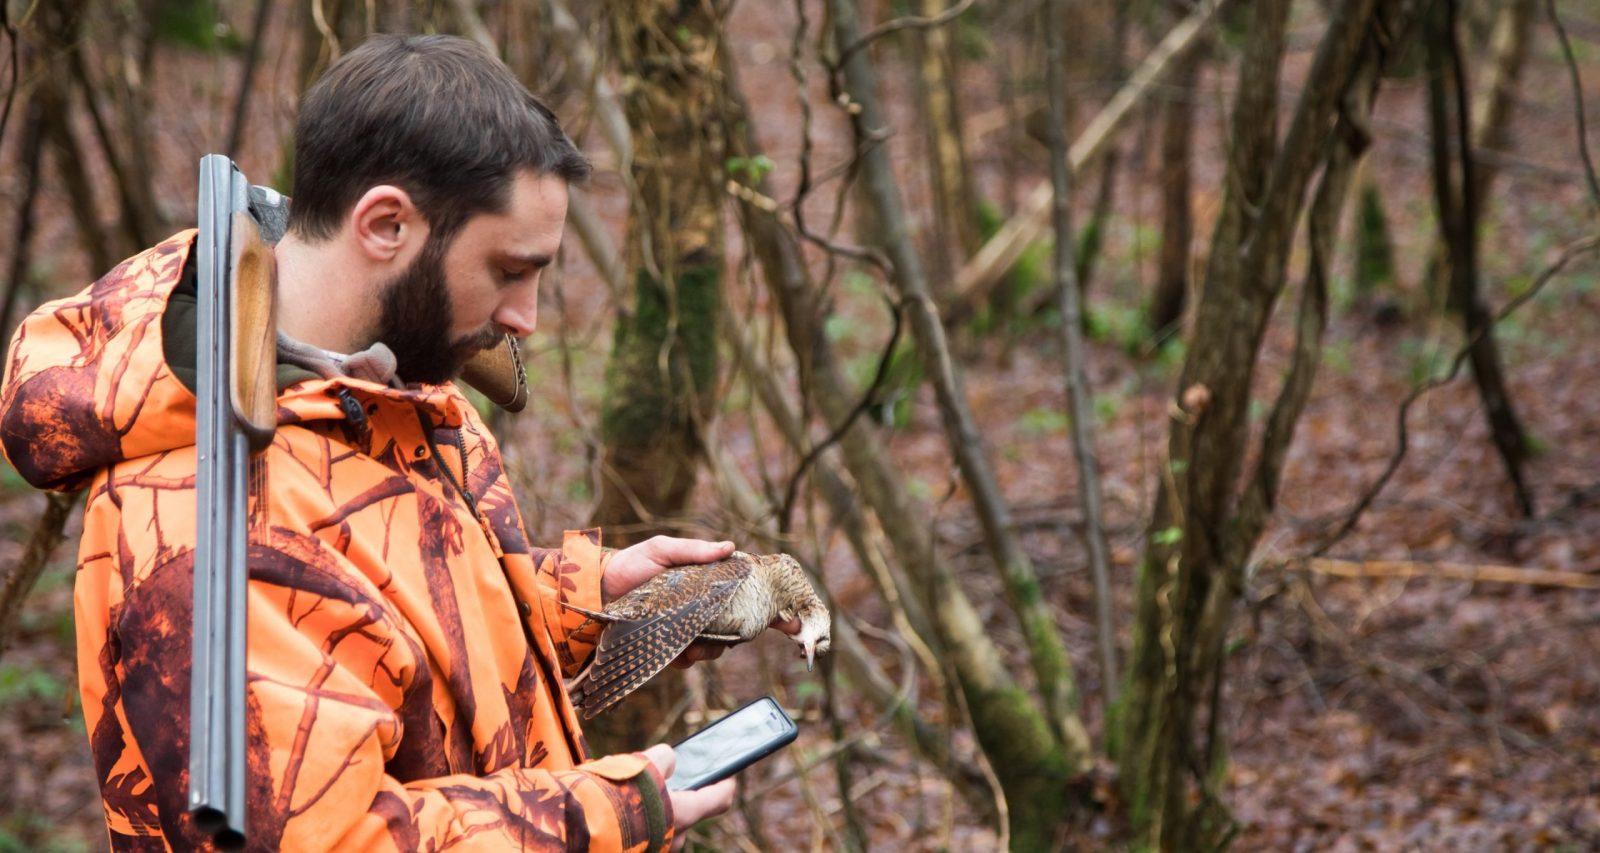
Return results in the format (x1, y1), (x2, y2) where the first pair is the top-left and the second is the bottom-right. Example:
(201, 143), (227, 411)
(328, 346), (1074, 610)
(804, 640), (816, 672)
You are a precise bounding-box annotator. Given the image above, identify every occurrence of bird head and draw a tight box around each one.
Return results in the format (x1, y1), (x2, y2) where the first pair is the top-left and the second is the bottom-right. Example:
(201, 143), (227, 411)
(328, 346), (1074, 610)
(795, 603), (832, 672)
(768, 554), (832, 671)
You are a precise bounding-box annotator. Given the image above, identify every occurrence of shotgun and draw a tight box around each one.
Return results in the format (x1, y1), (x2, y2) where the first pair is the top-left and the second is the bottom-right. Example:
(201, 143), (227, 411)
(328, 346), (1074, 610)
(189, 155), (279, 848)
(185, 158), (530, 845)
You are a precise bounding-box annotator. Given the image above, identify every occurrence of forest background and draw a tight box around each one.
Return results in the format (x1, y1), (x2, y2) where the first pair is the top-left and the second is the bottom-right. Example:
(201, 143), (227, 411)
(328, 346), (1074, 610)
(0, 0), (1596, 849)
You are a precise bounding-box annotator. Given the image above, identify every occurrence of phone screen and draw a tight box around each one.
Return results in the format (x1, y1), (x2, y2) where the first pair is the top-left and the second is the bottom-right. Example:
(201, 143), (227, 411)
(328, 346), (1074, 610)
(666, 697), (798, 791)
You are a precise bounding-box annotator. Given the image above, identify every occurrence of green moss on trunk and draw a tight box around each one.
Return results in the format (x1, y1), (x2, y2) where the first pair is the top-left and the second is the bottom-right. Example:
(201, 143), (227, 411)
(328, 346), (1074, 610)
(594, 264), (721, 537)
(1353, 181), (1398, 297)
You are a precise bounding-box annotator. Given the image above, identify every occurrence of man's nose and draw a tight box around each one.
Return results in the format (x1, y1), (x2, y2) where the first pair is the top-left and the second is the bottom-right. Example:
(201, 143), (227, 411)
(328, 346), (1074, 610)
(493, 298), (538, 339)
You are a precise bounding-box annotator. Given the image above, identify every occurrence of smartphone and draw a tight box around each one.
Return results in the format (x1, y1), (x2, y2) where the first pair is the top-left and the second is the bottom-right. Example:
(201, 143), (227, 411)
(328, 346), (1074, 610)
(665, 696), (798, 791)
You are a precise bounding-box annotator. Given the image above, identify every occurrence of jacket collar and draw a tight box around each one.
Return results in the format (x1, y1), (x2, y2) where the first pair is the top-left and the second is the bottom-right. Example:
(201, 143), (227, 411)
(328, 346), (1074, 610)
(159, 229), (469, 429)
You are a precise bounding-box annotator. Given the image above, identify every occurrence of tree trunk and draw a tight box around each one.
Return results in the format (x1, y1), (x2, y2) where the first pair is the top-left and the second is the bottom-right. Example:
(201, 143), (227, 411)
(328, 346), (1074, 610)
(912, 0), (981, 292)
(1150, 22), (1205, 336)
(109, 0), (164, 245)
(1118, 2), (1410, 845)
(586, 0), (727, 753)
(1425, 0), (1534, 516)
(1420, 0), (1537, 310)
(67, 41), (164, 250)
(591, 0), (725, 541)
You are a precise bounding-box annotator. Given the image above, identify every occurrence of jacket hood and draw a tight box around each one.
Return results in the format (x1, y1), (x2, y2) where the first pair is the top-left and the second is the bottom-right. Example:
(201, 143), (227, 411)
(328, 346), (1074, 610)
(0, 230), (469, 492)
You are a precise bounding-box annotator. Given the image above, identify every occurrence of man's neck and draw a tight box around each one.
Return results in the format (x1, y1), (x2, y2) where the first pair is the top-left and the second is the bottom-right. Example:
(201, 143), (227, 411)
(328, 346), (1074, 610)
(273, 232), (378, 354)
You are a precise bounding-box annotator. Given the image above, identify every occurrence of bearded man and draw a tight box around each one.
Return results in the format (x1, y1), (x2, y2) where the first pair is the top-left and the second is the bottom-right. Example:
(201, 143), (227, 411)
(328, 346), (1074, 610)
(0, 33), (769, 851)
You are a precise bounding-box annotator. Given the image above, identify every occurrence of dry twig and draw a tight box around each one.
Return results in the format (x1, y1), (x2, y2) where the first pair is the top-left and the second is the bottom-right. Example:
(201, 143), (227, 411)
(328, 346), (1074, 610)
(1300, 557), (1600, 591)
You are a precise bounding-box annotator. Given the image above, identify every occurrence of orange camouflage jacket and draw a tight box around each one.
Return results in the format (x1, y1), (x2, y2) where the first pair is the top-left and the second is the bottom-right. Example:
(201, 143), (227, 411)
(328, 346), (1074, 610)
(0, 231), (674, 850)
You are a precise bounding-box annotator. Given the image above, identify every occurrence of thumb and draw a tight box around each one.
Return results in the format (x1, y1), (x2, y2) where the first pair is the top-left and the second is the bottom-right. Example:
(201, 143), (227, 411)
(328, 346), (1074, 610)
(642, 743), (676, 780)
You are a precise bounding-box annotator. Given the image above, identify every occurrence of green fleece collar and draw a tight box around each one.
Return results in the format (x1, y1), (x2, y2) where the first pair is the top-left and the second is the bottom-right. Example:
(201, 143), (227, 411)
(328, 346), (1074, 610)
(161, 242), (320, 395)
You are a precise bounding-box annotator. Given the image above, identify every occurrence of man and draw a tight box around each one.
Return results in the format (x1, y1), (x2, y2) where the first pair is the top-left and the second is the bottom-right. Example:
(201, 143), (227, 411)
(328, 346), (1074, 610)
(0, 34), (764, 850)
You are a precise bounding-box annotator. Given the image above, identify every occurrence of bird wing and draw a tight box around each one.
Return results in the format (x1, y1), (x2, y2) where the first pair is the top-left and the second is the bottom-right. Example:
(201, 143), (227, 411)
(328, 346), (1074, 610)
(571, 559), (752, 719)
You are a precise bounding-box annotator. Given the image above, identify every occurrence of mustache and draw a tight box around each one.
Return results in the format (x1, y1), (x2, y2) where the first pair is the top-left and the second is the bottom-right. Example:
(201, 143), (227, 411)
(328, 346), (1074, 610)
(461, 327), (505, 354)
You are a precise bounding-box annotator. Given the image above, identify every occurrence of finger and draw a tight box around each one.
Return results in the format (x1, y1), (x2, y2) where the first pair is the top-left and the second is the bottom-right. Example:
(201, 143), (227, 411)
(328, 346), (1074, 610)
(671, 777), (738, 826)
(642, 743), (676, 779)
(644, 536), (736, 567)
(700, 777), (738, 816)
(768, 615), (802, 636)
(670, 643), (722, 669)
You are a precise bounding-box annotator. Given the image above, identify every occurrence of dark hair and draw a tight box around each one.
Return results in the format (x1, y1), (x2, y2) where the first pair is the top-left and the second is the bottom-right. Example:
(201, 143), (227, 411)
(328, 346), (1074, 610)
(287, 34), (590, 243)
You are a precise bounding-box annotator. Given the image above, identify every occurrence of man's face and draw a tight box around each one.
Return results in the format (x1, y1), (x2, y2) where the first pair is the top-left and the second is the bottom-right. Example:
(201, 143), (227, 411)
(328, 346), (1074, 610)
(372, 170), (569, 384)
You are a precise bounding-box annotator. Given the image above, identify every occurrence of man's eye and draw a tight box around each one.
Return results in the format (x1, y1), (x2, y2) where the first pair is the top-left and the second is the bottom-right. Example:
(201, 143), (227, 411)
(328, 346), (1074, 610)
(499, 268), (528, 285)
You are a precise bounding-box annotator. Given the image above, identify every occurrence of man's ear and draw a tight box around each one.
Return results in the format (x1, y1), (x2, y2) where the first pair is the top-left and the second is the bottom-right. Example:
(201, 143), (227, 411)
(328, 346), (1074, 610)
(349, 185), (426, 263)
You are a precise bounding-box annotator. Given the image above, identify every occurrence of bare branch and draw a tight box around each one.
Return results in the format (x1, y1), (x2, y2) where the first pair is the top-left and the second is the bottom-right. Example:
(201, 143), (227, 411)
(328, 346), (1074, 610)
(1043, 0), (1118, 706)
(543, 0), (632, 166)
(1, 98), (46, 335)
(1311, 233), (1600, 556)
(1545, 0), (1600, 210)
(946, 0), (1226, 322)
(0, 492), (81, 660)
(0, 0), (19, 147)
(67, 44), (160, 247)
(226, 0), (275, 159)
(829, 0), (1091, 763)
(775, 296), (903, 536)
(833, 0), (977, 71)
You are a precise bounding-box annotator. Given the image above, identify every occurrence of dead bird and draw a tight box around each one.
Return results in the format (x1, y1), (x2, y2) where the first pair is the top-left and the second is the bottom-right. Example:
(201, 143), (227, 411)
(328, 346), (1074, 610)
(566, 552), (831, 719)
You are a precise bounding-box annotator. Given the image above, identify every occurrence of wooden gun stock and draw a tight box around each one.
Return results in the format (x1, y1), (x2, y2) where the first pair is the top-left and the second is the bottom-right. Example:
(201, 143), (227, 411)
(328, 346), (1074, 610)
(229, 211), (277, 447)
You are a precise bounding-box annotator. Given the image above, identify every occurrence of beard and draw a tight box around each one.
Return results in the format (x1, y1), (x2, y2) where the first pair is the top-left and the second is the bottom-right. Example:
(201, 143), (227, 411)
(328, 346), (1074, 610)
(371, 234), (502, 385)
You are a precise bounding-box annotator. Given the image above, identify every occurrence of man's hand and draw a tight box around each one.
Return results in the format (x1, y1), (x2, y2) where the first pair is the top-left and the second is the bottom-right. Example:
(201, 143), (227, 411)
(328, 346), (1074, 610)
(602, 536), (735, 603)
(642, 744), (735, 851)
(601, 536), (805, 668)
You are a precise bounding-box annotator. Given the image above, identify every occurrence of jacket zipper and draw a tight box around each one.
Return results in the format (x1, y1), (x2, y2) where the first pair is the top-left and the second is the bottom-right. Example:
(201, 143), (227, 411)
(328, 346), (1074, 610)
(416, 408), (478, 517)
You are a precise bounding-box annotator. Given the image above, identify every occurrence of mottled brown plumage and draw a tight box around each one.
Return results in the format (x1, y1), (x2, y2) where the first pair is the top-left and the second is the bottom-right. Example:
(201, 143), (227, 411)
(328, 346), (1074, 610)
(566, 552), (831, 719)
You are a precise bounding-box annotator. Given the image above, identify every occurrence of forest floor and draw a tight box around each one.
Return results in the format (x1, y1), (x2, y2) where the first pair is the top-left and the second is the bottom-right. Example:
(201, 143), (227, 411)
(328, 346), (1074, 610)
(1, 2), (1598, 851)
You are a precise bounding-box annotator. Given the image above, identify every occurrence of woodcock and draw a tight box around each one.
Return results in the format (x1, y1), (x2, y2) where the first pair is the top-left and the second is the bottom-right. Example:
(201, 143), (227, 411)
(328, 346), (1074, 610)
(566, 552), (831, 719)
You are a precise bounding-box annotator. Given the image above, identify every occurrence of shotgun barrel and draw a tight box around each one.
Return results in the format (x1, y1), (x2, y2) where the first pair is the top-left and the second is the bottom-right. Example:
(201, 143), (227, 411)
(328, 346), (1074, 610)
(190, 155), (278, 849)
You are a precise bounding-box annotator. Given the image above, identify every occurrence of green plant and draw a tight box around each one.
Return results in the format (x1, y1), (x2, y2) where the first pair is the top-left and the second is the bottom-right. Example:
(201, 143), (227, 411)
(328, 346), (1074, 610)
(153, 0), (245, 52)
(0, 664), (65, 710)
(724, 154), (774, 184)
(1019, 407), (1070, 436)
